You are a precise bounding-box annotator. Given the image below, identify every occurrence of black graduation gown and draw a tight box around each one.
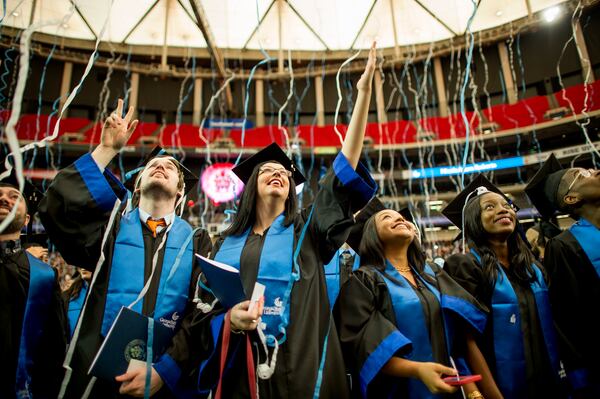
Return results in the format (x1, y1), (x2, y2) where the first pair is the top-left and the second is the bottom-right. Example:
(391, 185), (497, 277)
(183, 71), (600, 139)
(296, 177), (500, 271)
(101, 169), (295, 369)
(38, 156), (213, 399)
(0, 245), (68, 398)
(188, 154), (376, 398)
(544, 230), (600, 396)
(444, 253), (559, 398)
(333, 264), (486, 399)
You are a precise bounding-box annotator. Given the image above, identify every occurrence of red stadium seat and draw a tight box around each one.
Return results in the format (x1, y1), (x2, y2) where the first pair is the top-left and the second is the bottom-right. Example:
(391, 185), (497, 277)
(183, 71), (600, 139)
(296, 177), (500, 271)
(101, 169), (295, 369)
(59, 117), (92, 135)
(482, 96), (550, 129)
(14, 114), (57, 141)
(5, 80), (597, 149)
(554, 79), (600, 114)
(419, 112), (479, 140)
(367, 121), (417, 144)
(229, 126), (288, 148)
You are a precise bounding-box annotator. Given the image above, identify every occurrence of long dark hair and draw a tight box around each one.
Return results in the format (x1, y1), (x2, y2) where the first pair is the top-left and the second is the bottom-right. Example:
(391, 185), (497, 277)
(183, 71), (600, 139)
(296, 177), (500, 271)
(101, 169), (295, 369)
(65, 270), (86, 301)
(359, 214), (432, 282)
(464, 196), (538, 286)
(223, 161), (298, 237)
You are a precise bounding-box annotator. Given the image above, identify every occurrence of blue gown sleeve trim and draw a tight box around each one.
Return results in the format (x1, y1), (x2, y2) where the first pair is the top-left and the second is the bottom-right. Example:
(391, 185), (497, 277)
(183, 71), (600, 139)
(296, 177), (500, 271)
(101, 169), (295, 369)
(359, 330), (412, 398)
(74, 153), (126, 212)
(153, 353), (181, 393)
(568, 368), (590, 391)
(441, 294), (487, 334)
(332, 153), (377, 205)
(197, 313), (225, 394)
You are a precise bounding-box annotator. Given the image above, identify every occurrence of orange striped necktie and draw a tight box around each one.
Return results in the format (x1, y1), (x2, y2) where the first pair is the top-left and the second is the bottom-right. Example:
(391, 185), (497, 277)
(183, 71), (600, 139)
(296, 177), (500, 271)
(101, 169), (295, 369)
(147, 218), (166, 238)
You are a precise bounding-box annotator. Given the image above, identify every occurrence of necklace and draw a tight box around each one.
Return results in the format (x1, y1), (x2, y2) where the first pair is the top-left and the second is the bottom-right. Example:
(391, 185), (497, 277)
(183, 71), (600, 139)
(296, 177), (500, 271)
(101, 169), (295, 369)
(394, 265), (411, 273)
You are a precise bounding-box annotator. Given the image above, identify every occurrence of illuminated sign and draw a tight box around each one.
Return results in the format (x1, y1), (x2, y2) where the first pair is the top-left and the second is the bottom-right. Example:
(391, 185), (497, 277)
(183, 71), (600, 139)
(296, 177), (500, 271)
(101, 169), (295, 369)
(203, 119), (253, 129)
(408, 156), (525, 179)
(201, 163), (244, 204)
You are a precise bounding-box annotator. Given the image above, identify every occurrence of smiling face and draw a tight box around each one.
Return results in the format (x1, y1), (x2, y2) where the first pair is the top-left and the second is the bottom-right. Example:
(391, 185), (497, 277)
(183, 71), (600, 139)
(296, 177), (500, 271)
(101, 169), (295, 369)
(560, 167), (600, 208)
(374, 209), (416, 245)
(137, 156), (183, 200)
(256, 161), (291, 201)
(479, 192), (516, 238)
(0, 185), (29, 235)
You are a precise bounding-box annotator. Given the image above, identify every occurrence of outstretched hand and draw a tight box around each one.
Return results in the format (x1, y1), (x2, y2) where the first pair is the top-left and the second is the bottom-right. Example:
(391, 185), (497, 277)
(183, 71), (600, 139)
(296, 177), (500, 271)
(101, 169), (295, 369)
(101, 98), (138, 152)
(356, 42), (377, 92)
(416, 362), (459, 395)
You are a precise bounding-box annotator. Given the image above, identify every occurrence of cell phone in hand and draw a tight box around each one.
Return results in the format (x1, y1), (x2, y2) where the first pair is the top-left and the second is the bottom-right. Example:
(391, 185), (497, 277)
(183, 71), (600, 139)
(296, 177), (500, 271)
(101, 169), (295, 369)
(442, 374), (482, 386)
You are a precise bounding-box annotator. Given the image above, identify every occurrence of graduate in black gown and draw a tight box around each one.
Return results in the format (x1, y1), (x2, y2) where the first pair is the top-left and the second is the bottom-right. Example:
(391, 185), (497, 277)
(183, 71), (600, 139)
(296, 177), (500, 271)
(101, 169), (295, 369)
(0, 173), (68, 398)
(39, 99), (212, 398)
(185, 43), (378, 398)
(525, 154), (600, 398)
(443, 174), (566, 399)
(335, 198), (489, 399)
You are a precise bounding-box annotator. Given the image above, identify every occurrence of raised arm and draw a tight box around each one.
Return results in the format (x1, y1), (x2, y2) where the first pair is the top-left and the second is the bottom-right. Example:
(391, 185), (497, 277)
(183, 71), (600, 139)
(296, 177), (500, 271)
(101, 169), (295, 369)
(341, 42), (377, 169)
(38, 99), (138, 268)
(92, 98), (139, 169)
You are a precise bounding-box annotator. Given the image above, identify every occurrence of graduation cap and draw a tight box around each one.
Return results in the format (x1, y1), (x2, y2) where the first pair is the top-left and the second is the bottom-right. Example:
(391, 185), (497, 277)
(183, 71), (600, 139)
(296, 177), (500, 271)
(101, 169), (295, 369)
(21, 233), (49, 248)
(123, 146), (199, 195)
(346, 197), (420, 254)
(524, 154), (567, 219)
(232, 143), (306, 185)
(441, 174), (518, 230)
(0, 169), (43, 216)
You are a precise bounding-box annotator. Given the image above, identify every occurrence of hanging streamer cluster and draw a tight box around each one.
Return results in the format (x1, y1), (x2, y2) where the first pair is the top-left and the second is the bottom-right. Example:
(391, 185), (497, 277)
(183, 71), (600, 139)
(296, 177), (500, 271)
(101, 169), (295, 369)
(0, 0), (596, 257)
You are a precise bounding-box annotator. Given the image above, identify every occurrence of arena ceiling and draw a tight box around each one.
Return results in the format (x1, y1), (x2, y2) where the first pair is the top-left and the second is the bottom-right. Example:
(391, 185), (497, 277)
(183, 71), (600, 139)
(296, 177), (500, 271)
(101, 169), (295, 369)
(1, 0), (570, 53)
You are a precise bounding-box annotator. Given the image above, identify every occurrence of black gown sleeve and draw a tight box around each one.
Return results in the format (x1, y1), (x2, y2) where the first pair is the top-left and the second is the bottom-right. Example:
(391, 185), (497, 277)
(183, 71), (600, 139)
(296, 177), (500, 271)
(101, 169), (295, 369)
(444, 253), (491, 305)
(544, 234), (600, 393)
(308, 153), (377, 264)
(30, 269), (69, 398)
(334, 268), (411, 397)
(39, 153), (127, 270)
(154, 229), (214, 393)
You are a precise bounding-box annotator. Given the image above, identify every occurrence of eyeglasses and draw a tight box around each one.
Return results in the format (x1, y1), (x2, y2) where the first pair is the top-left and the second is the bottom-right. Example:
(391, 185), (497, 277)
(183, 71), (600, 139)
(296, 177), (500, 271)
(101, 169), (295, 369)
(565, 168), (593, 196)
(258, 166), (292, 178)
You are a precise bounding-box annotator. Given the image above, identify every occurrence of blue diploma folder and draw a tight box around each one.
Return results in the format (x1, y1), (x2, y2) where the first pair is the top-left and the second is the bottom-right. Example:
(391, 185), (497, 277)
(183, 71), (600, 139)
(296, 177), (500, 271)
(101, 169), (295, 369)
(195, 254), (247, 309)
(88, 307), (172, 381)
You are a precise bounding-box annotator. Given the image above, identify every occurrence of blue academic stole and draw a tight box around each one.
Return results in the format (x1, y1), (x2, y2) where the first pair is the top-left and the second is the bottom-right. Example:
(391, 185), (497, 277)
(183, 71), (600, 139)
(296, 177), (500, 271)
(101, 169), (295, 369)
(569, 218), (600, 278)
(324, 248), (361, 309)
(67, 281), (88, 337)
(377, 262), (448, 399)
(214, 214), (294, 345)
(101, 208), (195, 336)
(15, 253), (55, 398)
(470, 250), (561, 399)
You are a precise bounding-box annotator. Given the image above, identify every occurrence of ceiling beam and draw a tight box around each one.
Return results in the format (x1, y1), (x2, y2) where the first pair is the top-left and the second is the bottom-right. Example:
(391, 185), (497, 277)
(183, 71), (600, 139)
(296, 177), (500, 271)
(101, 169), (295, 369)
(121, 0), (161, 44)
(350, 0), (379, 49)
(242, 0), (276, 50)
(69, 0), (98, 40)
(188, 0), (233, 111)
(278, 0), (284, 72)
(176, 0), (198, 24)
(463, 0), (482, 34)
(388, 0), (400, 58)
(285, 0), (330, 51)
(411, 0), (457, 37)
(525, 0), (533, 18)
(29, 0), (37, 26)
(161, 0), (171, 70)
